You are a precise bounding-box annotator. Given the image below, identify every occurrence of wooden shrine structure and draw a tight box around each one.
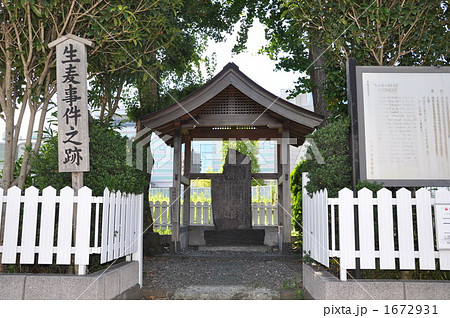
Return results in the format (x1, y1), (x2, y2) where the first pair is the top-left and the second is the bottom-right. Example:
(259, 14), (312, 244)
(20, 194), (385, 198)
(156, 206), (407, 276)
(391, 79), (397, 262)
(140, 63), (324, 251)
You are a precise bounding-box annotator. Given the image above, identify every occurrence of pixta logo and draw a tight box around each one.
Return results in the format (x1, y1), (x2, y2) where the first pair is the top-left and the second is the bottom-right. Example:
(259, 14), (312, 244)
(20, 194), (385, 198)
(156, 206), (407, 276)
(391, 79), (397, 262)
(296, 138), (325, 165)
(126, 127), (155, 174)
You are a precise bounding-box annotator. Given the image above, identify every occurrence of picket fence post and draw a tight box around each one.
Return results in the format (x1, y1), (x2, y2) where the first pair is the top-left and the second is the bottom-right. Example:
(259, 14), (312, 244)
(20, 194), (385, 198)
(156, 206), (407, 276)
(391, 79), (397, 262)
(358, 188), (375, 269)
(2, 186), (22, 263)
(436, 188), (450, 269)
(416, 188), (435, 270)
(75, 186), (92, 275)
(20, 187), (39, 264)
(39, 187), (57, 264)
(132, 194), (144, 287)
(338, 188), (354, 281)
(377, 188), (395, 269)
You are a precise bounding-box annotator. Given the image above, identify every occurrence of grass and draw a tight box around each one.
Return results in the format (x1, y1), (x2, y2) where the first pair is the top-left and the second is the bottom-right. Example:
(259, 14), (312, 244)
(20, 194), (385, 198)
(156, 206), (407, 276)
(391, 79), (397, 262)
(154, 228), (172, 235)
(280, 275), (304, 299)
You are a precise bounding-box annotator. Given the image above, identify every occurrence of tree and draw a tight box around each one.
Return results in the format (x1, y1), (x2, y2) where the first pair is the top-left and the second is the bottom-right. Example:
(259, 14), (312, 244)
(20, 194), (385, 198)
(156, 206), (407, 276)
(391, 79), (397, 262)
(226, 1), (448, 117)
(124, 0), (261, 121)
(87, 0), (185, 123)
(296, 117), (352, 198)
(0, 0), (180, 190)
(255, 0), (449, 117)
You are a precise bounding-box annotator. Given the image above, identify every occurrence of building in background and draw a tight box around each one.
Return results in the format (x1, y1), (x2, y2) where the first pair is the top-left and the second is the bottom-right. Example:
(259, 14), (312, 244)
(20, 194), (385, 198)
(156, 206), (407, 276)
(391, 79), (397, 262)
(0, 127), (39, 172)
(280, 89), (315, 170)
(279, 89), (314, 112)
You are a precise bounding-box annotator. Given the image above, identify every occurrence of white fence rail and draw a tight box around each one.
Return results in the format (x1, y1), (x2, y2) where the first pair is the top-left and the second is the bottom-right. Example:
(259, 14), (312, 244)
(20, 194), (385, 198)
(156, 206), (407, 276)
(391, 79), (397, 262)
(151, 201), (278, 230)
(0, 186), (143, 282)
(303, 182), (450, 281)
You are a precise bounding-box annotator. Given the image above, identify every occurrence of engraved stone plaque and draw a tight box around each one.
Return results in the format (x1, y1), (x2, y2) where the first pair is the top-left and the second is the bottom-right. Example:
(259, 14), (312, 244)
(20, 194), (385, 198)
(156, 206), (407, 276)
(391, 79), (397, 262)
(211, 149), (252, 230)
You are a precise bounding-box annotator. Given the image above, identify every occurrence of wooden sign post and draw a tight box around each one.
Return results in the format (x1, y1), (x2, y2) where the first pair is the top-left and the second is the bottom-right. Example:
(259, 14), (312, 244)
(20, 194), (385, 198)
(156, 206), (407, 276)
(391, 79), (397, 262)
(49, 34), (93, 275)
(49, 34), (93, 183)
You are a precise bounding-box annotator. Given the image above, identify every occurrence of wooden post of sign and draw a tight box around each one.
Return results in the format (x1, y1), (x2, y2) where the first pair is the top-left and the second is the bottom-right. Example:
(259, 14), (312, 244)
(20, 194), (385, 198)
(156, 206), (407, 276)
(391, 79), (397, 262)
(346, 57), (360, 190)
(346, 57), (361, 279)
(49, 34), (93, 275)
(72, 172), (83, 192)
(72, 172), (85, 275)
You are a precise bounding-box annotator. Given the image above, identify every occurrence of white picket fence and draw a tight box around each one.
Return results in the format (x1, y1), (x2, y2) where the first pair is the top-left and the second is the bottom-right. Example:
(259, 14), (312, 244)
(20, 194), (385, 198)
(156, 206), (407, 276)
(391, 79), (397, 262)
(303, 183), (450, 281)
(151, 201), (278, 230)
(0, 186), (143, 283)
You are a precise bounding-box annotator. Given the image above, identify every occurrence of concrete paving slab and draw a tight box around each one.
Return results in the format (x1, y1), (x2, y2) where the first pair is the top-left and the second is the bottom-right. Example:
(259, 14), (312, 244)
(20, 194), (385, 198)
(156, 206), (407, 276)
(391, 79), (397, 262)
(23, 275), (101, 300)
(405, 281), (450, 300)
(0, 275), (26, 300)
(172, 285), (280, 300)
(198, 245), (273, 252)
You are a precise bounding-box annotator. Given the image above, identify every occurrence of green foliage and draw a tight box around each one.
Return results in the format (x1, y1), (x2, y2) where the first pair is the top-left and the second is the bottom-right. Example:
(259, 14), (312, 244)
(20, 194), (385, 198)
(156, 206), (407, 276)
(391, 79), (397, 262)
(355, 180), (383, 193)
(191, 166), (216, 187)
(31, 134), (71, 191)
(191, 191), (211, 203)
(191, 178), (212, 188)
(301, 117), (353, 198)
(0, 155), (33, 188)
(32, 120), (147, 196)
(232, 1), (449, 117)
(149, 192), (170, 203)
(291, 117), (383, 198)
(280, 275), (303, 298)
(118, 0), (255, 121)
(290, 118), (383, 249)
(157, 56), (217, 109)
(221, 140), (262, 186)
(290, 160), (307, 234)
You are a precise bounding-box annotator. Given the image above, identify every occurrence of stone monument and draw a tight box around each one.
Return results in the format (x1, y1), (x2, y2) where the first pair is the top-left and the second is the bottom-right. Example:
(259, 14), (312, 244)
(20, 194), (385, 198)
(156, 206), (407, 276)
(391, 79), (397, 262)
(206, 149), (264, 246)
(211, 149), (252, 230)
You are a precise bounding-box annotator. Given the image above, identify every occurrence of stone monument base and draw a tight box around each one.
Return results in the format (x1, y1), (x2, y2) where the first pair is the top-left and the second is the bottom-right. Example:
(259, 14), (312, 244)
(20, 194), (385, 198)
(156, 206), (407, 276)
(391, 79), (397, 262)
(204, 229), (265, 246)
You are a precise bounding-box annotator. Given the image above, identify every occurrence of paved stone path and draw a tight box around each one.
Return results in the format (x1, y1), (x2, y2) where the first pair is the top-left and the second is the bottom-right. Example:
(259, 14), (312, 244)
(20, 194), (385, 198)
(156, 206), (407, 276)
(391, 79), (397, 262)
(141, 247), (303, 300)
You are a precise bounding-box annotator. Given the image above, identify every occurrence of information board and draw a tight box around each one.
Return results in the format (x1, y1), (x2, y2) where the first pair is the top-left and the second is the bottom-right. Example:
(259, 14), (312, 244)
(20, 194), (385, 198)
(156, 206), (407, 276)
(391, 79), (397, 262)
(355, 67), (450, 187)
(436, 204), (450, 250)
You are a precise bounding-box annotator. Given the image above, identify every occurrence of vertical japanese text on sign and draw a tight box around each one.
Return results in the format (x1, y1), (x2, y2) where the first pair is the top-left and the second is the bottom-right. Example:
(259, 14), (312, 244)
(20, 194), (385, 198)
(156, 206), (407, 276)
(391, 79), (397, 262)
(50, 35), (92, 172)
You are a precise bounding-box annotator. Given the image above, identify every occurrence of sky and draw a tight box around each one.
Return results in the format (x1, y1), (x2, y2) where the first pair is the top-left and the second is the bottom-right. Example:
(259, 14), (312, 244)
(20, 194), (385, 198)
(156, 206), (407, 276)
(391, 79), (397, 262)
(204, 20), (301, 97)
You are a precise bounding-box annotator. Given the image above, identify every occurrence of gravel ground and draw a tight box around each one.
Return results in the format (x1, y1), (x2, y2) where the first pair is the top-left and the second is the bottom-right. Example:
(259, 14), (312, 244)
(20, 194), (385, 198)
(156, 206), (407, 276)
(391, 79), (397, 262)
(142, 247), (303, 299)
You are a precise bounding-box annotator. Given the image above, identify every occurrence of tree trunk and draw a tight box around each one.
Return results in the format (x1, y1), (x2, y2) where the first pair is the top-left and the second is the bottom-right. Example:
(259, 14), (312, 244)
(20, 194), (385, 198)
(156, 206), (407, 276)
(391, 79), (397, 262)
(0, 108), (14, 274)
(138, 68), (160, 114)
(309, 45), (331, 120)
(1, 31), (15, 191)
(16, 107), (37, 190)
(135, 119), (154, 232)
(2, 116), (15, 190)
(136, 66), (160, 231)
(144, 174), (153, 232)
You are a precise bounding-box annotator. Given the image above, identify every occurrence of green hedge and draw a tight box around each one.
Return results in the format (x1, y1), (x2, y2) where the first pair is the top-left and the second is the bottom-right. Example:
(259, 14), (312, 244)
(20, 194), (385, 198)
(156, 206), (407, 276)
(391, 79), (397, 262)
(290, 117), (382, 248)
(32, 120), (147, 196)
